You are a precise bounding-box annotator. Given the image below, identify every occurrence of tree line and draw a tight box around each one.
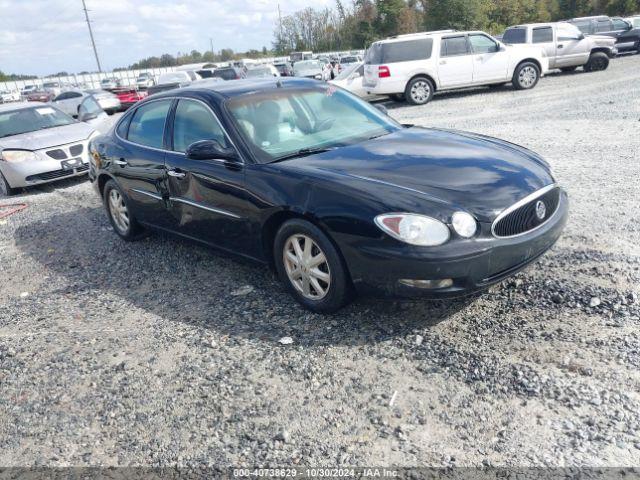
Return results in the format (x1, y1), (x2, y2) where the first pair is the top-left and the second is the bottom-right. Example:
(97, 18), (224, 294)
(272, 0), (640, 53)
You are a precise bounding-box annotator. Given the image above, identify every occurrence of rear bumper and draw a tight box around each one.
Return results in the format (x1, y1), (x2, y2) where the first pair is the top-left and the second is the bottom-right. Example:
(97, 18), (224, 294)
(364, 77), (408, 95)
(340, 189), (568, 298)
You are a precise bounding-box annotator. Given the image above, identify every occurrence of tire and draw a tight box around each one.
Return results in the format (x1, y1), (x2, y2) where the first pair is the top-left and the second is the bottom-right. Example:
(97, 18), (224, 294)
(560, 66), (578, 72)
(512, 62), (540, 90)
(404, 77), (434, 105)
(103, 179), (143, 241)
(0, 171), (17, 197)
(274, 219), (353, 313)
(389, 93), (405, 102)
(584, 52), (609, 72)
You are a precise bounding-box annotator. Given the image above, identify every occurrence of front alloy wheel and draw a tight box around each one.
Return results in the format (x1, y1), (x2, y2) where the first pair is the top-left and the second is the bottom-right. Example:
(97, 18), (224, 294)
(513, 62), (540, 90)
(108, 189), (130, 234)
(274, 219), (353, 313)
(283, 234), (331, 300)
(103, 179), (143, 241)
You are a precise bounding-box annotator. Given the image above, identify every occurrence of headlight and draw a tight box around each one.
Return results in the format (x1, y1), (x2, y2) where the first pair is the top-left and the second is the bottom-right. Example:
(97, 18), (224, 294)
(375, 213), (450, 246)
(314, 74), (322, 80)
(451, 212), (477, 238)
(1, 149), (38, 163)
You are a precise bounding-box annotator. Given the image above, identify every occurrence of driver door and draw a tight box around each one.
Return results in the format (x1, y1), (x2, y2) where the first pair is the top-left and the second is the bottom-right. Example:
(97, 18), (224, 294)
(163, 98), (251, 252)
(468, 33), (509, 83)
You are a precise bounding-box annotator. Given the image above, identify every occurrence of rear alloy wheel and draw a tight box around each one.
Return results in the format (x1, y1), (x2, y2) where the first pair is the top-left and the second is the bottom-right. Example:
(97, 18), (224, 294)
(274, 219), (353, 313)
(103, 180), (143, 241)
(405, 77), (434, 105)
(584, 52), (609, 72)
(512, 62), (540, 90)
(0, 171), (17, 197)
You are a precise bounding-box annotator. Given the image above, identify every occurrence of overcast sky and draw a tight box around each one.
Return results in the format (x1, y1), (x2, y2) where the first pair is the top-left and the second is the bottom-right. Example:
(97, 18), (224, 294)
(0, 0), (332, 76)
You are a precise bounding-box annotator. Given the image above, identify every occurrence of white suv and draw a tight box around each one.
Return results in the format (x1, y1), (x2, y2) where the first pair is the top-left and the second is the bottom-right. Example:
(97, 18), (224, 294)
(363, 30), (549, 105)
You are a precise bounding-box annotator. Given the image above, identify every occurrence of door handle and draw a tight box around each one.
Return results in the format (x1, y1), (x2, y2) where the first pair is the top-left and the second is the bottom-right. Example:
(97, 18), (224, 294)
(558, 44), (564, 49)
(167, 169), (186, 178)
(114, 158), (127, 166)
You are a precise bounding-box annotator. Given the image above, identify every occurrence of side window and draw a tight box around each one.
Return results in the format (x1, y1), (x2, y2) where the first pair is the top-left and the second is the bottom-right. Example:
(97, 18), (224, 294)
(69, 91), (83, 98)
(612, 19), (629, 30)
(502, 28), (527, 44)
(468, 34), (499, 53)
(116, 114), (130, 138)
(595, 19), (613, 32)
(356, 65), (364, 76)
(172, 99), (229, 153)
(78, 96), (103, 119)
(532, 27), (553, 43)
(127, 100), (172, 149)
(383, 39), (433, 62)
(55, 92), (71, 101)
(441, 36), (469, 57)
(558, 24), (582, 41)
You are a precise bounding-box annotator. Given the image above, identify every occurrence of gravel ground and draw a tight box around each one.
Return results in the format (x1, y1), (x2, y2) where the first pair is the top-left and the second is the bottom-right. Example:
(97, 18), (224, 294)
(1, 56), (639, 468)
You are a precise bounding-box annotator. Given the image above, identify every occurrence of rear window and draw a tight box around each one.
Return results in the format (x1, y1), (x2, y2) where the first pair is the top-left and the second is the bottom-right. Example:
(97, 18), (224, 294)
(595, 19), (613, 32)
(502, 27), (527, 44)
(213, 68), (238, 80)
(365, 39), (433, 64)
(532, 27), (553, 43)
(440, 36), (469, 56)
(571, 20), (592, 33)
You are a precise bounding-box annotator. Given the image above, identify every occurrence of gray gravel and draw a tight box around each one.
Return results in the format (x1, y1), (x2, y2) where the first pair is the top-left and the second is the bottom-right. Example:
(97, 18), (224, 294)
(1, 56), (639, 468)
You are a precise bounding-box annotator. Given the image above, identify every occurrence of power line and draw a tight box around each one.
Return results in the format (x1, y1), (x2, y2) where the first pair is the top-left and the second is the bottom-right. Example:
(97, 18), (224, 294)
(81, 0), (102, 72)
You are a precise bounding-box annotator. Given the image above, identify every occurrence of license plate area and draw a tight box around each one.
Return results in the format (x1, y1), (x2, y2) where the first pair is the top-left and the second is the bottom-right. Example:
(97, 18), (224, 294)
(61, 158), (83, 170)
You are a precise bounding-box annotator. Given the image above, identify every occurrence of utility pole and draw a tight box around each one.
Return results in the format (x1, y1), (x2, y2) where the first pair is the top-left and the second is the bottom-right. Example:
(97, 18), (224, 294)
(81, 0), (102, 72)
(278, 3), (283, 53)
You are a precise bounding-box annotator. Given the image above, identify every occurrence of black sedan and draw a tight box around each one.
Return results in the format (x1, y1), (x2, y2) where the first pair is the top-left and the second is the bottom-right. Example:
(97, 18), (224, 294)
(88, 78), (568, 313)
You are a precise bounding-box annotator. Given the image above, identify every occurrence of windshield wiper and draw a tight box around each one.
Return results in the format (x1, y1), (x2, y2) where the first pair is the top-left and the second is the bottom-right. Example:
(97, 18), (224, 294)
(270, 147), (338, 163)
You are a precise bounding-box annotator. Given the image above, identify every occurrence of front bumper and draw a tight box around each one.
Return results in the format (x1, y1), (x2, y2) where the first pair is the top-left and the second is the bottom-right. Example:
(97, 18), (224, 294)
(341, 189), (568, 298)
(0, 142), (91, 189)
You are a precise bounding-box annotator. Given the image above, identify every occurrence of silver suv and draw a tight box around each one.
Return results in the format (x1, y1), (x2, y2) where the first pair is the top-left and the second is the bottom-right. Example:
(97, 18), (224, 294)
(502, 22), (617, 72)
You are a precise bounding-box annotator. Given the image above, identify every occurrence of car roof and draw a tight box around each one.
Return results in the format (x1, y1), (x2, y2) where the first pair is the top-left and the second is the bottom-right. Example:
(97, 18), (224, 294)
(570, 15), (609, 21)
(151, 77), (321, 100)
(508, 22), (557, 28)
(0, 102), (43, 113)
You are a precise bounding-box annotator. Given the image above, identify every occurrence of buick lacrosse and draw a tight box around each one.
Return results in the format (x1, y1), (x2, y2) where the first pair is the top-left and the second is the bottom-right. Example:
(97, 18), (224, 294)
(89, 78), (568, 313)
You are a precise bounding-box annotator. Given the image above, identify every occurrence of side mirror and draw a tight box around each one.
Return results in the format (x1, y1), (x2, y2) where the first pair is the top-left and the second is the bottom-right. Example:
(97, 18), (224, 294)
(78, 111), (98, 122)
(374, 104), (389, 116)
(578, 33), (585, 40)
(186, 140), (239, 162)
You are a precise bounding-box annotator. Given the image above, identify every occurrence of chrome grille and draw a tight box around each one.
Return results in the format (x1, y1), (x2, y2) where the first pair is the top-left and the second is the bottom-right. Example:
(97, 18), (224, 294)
(492, 185), (560, 238)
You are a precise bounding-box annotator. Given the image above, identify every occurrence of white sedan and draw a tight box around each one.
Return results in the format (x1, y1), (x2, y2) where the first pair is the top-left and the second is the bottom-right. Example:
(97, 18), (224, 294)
(0, 90), (21, 103)
(52, 89), (120, 117)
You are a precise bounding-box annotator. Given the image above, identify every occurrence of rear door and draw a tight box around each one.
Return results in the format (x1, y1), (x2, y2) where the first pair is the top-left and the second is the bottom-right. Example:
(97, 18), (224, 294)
(531, 26), (557, 68)
(468, 33), (509, 83)
(111, 98), (173, 227)
(438, 35), (473, 87)
(164, 98), (250, 252)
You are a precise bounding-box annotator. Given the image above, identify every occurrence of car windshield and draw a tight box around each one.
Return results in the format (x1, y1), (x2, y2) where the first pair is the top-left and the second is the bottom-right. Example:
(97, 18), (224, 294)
(225, 86), (400, 164)
(43, 82), (59, 88)
(0, 106), (76, 138)
(341, 56), (358, 63)
(246, 68), (272, 78)
(158, 73), (188, 84)
(294, 61), (321, 73)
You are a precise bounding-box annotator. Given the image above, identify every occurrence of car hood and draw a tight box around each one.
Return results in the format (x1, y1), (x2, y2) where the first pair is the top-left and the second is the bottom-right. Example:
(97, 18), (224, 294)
(0, 122), (94, 151)
(281, 127), (554, 222)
